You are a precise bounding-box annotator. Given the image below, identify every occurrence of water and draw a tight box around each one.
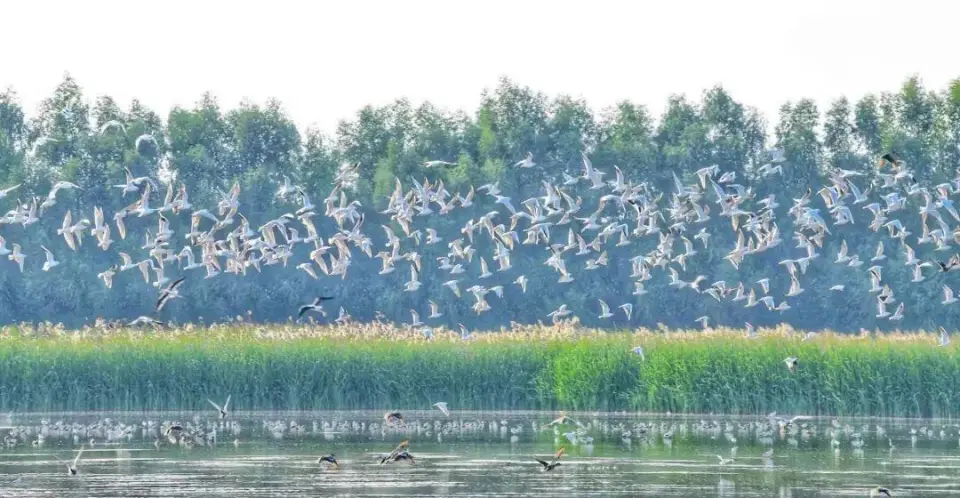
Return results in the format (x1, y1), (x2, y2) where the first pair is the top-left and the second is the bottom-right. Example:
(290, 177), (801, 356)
(2, 410), (960, 497)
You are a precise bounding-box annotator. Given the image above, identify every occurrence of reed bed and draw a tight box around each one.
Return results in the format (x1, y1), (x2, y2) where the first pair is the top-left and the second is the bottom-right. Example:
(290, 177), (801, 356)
(0, 320), (957, 417)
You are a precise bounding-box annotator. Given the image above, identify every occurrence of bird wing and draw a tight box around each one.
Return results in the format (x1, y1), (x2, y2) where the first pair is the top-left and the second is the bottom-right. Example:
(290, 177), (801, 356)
(208, 398), (223, 412)
(223, 395), (231, 411)
(534, 458), (550, 468)
(156, 293), (170, 312)
(168, 276), (186, 292)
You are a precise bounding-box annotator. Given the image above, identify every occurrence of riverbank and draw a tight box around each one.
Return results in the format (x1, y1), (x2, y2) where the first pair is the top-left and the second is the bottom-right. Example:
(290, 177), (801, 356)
(0, 322), (955, 417)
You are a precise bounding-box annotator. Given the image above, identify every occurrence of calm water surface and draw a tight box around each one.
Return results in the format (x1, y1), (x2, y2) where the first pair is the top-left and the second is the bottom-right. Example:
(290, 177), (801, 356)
(2, 410), (960, 497)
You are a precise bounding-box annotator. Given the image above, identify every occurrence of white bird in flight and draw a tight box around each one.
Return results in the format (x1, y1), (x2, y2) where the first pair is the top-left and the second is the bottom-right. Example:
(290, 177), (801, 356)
(432, 402), (450, 416)
(54, 446), (84, 476)
(40, 245), (58, 272)
(207, 395), (232, 419)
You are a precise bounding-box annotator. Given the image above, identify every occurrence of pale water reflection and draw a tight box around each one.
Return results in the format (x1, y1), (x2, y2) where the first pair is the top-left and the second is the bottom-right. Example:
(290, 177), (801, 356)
(1, 411), (960, 496)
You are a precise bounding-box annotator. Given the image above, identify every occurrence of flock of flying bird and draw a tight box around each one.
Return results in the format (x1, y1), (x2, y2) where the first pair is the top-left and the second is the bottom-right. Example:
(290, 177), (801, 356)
(1, 137), (959, 364)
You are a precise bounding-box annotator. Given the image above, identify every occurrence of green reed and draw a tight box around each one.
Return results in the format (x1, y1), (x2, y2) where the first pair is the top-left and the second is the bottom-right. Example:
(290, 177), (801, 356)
(0, 322), (956, 417)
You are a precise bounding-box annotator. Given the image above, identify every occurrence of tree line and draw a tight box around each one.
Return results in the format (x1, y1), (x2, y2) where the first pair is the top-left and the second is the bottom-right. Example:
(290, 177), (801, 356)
(0, 74), (959, 331)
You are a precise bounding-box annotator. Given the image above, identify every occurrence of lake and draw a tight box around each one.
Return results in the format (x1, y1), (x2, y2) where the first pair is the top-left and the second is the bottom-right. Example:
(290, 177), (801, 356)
(1, 410), (959, 497)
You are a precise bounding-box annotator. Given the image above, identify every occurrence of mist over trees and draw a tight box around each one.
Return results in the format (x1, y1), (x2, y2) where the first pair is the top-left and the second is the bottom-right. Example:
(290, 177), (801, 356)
(1, 74), (960, 332)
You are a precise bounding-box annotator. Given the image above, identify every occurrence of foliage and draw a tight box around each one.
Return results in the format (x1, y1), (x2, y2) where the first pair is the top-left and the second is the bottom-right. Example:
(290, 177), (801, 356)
(0, 322), (957, 416)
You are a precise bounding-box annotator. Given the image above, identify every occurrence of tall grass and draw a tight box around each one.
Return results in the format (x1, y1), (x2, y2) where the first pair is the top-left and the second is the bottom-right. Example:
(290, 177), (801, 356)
(0, 321), (957, 417)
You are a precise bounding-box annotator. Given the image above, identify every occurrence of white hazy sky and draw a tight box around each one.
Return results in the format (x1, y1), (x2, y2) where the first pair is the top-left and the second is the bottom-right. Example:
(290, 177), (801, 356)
(1, 0), (957, 134)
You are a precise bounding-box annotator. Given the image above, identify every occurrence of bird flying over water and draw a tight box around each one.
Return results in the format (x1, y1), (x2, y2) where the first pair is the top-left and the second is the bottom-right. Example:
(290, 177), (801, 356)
(317, 454), (340, 469)
(717, 455), (735, 465)
(383, 411), (404, 426)
(380, 439), (410, 464)
(207, 395), (231, 419)
(534, 447), (564, 471)
(54, 446), (84, 476)
(432, 402), (450, 416)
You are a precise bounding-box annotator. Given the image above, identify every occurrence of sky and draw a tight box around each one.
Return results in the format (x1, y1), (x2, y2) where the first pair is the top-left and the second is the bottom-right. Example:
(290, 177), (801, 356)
(1, 0), (958, 135)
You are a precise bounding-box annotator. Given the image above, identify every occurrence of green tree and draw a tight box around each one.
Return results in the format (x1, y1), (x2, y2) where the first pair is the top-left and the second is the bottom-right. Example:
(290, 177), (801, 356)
(0, 89), (27, 182)
(30, 74), (90, 169)
(546, 95), (597, 172)
(594, 101), (657, 178)
(774, 99), (822, 191)
(822, 97), (863, 172)
(854, 94), (882, 155)
(700, 87), (764, 179)
(167, 93), (233, 204)
(655, 95), (709, 187)
(942, 79), (960, 173)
